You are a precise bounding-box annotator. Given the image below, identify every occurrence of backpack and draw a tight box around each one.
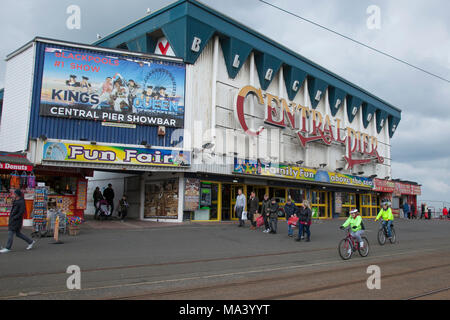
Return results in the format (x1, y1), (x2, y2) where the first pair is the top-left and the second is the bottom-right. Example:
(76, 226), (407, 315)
(361, 220), (366, 230)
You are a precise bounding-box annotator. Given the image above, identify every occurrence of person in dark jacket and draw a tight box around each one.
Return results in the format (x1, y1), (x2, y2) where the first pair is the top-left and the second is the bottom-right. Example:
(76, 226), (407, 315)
(248, 191), (259, 230)
(268, 198), (279, 234)
(284, 198), (298, 237)
(296, 200), (312, 242)
(103, 184), (115, 215)
(118, 195), (130, 222)
(0, 190), (35, 253)
(93, 186), (103, 219)
(261, 194), (271, 233)
(410, 203), (416, 219)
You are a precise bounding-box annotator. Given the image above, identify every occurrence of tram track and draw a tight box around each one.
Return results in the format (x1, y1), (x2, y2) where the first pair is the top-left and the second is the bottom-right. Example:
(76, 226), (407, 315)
(405, 287), (450, 300)
(107, 252), (450, 300)
(1, 244), (449, 300)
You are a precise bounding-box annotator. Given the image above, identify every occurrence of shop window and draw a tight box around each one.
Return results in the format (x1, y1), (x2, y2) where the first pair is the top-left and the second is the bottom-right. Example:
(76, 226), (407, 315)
(341, 193), (356, 217)
(269, 187), (286, 203)
(311, 191), (329, 218)
(288, 189), (305, 204)
(360, 194), (378, 217)
(144, 178), (179, 219)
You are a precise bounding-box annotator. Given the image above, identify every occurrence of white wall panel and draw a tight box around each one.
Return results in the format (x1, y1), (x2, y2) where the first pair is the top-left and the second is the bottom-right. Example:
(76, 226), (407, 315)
(0, 44), (35, 151)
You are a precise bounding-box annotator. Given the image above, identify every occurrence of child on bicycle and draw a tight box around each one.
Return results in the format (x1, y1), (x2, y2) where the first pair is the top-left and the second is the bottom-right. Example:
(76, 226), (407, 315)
(375, 201), (394, 239)
(340, 209), (365, 249)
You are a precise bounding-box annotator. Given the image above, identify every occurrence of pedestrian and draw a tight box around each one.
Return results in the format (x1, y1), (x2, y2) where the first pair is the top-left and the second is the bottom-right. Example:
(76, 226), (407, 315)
(93, 186), (103, 220)
(248, 191), (259, 230)
(103, 184), (115, 216)
(261, 194), (271, 233)
(0, 190), (36, 253)
(403, 202), (410, 219)
(284, 198), (298, 237)
(423, 203), (428, 219)
(268, 198), (279, 234)
(411, 203), (416, 219)
(235, 188), (246, 227)
(420, 203), (425, 219)
(442, 207), (448, 219)
(296, 200), (312, 242)
(118, 195), (130, 222)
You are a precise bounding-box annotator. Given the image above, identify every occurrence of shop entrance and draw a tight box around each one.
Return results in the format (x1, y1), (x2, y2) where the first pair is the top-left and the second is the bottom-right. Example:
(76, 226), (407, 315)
(221, 183), (245, 221)
(311, 190), (330, 219)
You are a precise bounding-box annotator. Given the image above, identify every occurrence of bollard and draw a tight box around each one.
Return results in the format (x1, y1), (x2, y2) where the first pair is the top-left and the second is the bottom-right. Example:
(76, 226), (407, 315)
(51, 215), (64, 244)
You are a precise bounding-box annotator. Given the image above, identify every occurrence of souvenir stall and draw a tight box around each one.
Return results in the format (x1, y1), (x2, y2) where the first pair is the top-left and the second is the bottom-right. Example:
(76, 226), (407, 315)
(31, 166), (90, 219)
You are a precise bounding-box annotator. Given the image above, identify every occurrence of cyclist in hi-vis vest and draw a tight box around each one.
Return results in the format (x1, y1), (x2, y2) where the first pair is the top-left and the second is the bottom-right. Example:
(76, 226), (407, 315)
(375, 201), (394, 239)
(340, 209), (365, 250)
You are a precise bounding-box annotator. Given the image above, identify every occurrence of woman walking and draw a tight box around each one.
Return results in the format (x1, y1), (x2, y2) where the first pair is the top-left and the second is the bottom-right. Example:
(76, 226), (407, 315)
(296, 200), (312, 242)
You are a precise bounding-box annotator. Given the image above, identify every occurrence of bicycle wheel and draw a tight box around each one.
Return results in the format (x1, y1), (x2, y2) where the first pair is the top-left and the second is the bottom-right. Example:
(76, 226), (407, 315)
(358, 237), (370, 257)
(338, 239), (353, 260)
(389, 227), (397, 244)
(377, 229), (386, 245)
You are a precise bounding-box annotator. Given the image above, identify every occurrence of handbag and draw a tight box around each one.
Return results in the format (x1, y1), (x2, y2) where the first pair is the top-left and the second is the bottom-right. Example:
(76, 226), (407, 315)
(256, 215), (264, 227)
(242, 211), (248, 220)
(288, 216), (299, 226)
(253, 213), (261, 222)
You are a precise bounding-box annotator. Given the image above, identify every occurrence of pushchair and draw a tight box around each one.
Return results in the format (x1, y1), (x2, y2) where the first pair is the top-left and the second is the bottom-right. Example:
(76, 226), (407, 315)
(96, 199), (112, 220)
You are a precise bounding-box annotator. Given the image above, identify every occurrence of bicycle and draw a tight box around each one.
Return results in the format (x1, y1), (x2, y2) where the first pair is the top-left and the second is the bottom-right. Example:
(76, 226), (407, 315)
(338, 228), (370, 260)
(377, 220), (396, 245)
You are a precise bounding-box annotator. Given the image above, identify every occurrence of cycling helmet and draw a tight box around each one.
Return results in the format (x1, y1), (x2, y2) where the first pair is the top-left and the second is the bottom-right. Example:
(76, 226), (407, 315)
(350, 209), (359, 214)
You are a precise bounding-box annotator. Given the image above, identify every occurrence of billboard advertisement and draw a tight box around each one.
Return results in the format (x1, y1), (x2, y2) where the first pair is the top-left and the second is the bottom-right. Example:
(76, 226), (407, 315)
(233, 158), (374, 189)
(42, 141), (190, 167)
(39, 45), (185, 128)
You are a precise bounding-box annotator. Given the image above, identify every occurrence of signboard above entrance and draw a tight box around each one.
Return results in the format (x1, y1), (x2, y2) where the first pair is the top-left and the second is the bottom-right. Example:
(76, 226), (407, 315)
(233, 158), (374, 189)
(235, 85), (383, 170)
(42, 141), (190, 168)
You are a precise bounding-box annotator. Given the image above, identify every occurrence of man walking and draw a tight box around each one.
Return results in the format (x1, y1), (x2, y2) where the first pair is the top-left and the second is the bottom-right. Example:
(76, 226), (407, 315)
(93, 186), (103, 219)
(268, 198), (279, 234)
(1, 190), (36, 253)
(235, 188), (246, 227)
(248, 191), (259, 230)
(103, 184), (115, 216)
(261, 194), (271, 233)
(403, 202), (410, 219)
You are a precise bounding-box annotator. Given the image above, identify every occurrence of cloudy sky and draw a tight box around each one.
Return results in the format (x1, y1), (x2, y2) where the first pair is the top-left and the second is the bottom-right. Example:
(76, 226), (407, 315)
(0, 0), (449, 204)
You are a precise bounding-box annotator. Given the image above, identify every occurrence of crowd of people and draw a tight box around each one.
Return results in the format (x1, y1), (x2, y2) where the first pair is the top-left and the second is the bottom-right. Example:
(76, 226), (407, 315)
(234, 189), (398, 247)
(234, 188), (313, 242)
(93, 183), (129, 222)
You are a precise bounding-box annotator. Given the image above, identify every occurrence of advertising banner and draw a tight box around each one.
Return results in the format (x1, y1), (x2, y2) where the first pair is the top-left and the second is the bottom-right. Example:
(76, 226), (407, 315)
(233, 158), (374, 189)
(42, 141), (190, 167)
(40, 46), (185, 127)
(184, 178), (200, 211)
(373, 179), (396, 193)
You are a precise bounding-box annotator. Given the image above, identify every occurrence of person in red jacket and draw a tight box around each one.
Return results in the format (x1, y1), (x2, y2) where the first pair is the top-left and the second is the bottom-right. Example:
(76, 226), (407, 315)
(443, 207), (448, 218)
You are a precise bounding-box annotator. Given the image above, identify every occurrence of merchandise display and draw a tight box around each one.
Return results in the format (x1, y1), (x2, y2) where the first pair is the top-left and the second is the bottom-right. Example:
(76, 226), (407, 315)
(144, 179), (179, 219)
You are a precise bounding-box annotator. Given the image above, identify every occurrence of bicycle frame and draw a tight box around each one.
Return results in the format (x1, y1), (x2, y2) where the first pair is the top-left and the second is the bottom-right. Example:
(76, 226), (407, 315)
(343, 229), (360, 251)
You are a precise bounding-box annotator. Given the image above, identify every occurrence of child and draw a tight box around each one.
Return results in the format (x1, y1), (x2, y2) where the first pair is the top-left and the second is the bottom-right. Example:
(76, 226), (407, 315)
(118, 195), (130, 222)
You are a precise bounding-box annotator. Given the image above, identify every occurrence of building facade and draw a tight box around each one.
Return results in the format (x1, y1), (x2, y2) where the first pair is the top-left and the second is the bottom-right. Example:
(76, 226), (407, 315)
(1, 0), (418, 223)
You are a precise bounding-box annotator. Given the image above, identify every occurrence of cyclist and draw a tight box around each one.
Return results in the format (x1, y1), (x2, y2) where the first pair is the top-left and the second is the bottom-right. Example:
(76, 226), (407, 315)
(375, 201), (394, 239)
(340, 209), (365, 250)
